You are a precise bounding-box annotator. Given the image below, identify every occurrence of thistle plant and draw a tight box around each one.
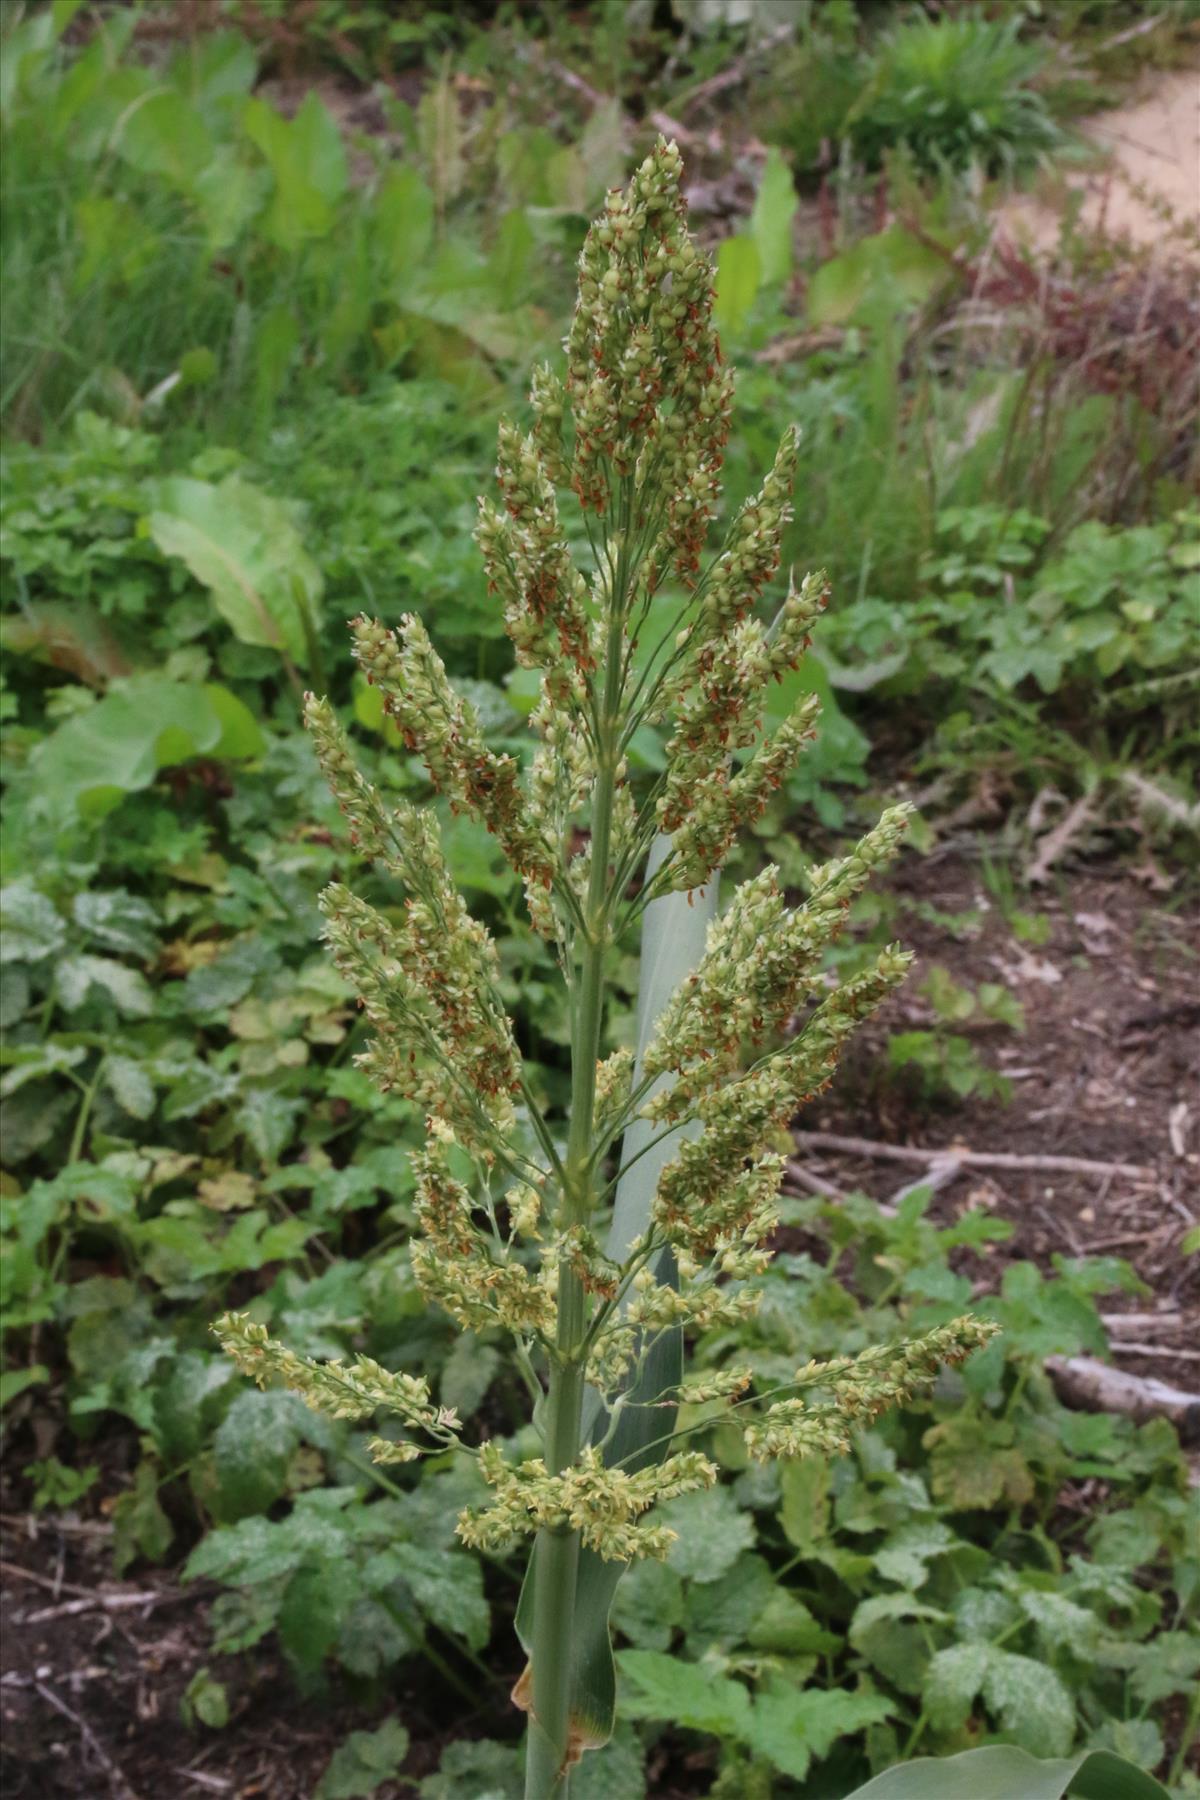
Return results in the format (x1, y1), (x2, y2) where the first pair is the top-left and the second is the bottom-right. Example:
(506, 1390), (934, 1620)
(216, 141), (994, 1799)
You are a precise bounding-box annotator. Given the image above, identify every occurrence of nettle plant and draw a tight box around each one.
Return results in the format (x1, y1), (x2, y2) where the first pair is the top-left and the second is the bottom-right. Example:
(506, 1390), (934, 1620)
(216, 143), (993, 1798)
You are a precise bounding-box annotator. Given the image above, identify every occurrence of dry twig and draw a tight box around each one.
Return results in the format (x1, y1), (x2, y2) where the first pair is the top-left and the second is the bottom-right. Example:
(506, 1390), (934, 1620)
(791, 1130), (1152, 1181)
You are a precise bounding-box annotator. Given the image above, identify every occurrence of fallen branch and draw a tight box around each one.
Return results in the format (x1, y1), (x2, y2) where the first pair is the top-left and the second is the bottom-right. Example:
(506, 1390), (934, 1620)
(0, 1559), (157, 1607)
(791, 1130), (1152, 1181)
(1026, 792), (1097, 884)
(782, 1159), (844, 1200)
(1109, 1344), (1200, 1362)
(1046, 1355), (1200, 1446)
(886, 1156), (965, 1210)
(673, 22), (794, 115)
(512, 45), (705, 151)
(24, 1592), (168, 1624)
(1092, 11), (1169, 55)
(1101, 1311), (1185, 1333)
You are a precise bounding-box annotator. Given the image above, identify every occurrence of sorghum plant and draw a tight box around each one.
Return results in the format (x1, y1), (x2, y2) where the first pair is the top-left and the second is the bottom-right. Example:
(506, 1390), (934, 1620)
(217, 141), (993, 1798)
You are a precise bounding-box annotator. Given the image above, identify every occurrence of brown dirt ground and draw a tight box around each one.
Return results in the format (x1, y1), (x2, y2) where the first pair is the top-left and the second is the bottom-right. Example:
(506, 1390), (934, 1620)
(796, 849), (1200, 1392)
(2, 855), (1196, 1799)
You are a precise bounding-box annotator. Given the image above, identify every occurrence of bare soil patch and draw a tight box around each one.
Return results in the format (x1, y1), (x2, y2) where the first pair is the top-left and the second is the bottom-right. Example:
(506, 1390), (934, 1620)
(1001, 67), (1200, 256)
(795, 849), (1200, 1392)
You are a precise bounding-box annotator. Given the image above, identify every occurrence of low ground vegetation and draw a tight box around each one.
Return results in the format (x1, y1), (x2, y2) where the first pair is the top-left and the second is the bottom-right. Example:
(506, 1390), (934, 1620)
(1, 3), (1197, 1795)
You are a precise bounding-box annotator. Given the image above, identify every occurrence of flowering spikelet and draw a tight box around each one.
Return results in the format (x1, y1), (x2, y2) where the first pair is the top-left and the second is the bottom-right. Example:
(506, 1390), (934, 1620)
(410, 1136), (556, 1337)
(692, 429), (799, 648)
(457, 1443), (716, 1562)
(318, 882), (519, 1153)
(665, 692), (823, 893)
(476, 420), (593, 695)
(656, 571), (829, 817)
(351, 613), (554, 886)
(743, 1318), (1000, 1461)
(564, 137), (732, 563)
(647, 943), (910, 1272)
(645, 803), (913, 1108)
(214, 1313), (460, 1461)
(529, 363), (570, 486)
(304, 692), (394, 862)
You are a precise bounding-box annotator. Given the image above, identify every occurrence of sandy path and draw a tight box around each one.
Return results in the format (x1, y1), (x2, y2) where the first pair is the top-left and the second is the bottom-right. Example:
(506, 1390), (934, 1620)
(1001, 67), (1199, 254)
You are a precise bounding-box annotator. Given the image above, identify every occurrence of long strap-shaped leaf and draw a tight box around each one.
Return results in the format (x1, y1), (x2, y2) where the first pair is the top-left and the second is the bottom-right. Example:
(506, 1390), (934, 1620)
(844, 1745), (1170, 1800)
(516, 839), (718, 1756)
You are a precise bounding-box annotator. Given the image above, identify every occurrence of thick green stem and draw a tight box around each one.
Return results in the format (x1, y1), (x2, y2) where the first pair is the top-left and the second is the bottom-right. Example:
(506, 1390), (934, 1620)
(524, 1359), (584, 1799)
(524, 564), (627, 1800)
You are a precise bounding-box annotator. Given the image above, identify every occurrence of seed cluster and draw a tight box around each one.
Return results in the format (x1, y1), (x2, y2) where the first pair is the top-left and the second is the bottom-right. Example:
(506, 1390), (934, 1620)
(458, 1443), (717, 1563)
(743, 1319), (1000, 1461)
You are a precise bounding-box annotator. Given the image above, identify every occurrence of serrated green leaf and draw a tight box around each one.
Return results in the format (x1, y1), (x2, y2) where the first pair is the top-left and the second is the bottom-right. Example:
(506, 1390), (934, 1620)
(366, 1542), (489, 1651)
(278, 1562), (348, 1674)
(207, 1587), (280, 1655)
(315, 1718), (410, 1800)
(336, 1595), (421, 1678)
(72, 889), (160, 959)
(186, 1507), (348, 1587)
(610, 1558), (684, 1653)
(923, 1411), (1035, 1510)
(182, 1668), (229, 1730)
(55, 954), (153, 1017)
(778, 1456), (830, 1552)
(982, 1649), (1075, 1757)
(104, 1054), (156, 1118)
(0, 966), (30, 1028)
(927, 1637), (1076, 1759)
(749, 1682), (895, 1782)
(952, 1585), (1020, 1642)
(112, 1457), (173, 1573)
(616, 1649), (752, 1740)
(1128, 1629), (1200, 1705)
(747, 1586), (840, 1657)
(873, 1521), (959, 1589)
(1012, 1584), (1100, 1659)
(0, 882), (67, 962)
(418, 1738), (521, 1800)
(211, 1388), (305, 1519)
(924, 1641), (990, 1730)
(570, 1722), (646, 1800)
(684, 1553), (774, 1652)
(239, 1085), (302, 1166)
(154, 1353), (236, 1462)
(664, 1484), (755, 1584)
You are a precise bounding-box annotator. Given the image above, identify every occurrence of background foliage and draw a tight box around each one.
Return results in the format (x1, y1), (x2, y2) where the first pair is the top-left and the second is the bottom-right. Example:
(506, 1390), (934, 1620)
(2, 1), (1197, 1794)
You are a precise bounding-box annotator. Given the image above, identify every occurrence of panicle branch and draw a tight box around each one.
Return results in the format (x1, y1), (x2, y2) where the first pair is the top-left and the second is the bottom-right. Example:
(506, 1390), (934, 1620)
(743, 1318), (1000, 1460)
(214, 1312), (461, 1462)
(410, 1130), (556, 1337)
(350, 612), (556, 887)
